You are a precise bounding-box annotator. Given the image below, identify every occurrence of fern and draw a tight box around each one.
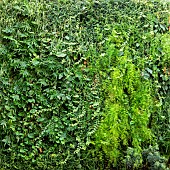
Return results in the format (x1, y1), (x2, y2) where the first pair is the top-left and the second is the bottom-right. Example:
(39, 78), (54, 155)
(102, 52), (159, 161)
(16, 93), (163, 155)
(95, 55), (154, 167)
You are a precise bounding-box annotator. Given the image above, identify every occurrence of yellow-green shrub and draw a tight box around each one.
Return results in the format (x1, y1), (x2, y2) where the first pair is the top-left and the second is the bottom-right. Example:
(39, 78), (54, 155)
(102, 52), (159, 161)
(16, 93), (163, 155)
(95, 55), (154, 167)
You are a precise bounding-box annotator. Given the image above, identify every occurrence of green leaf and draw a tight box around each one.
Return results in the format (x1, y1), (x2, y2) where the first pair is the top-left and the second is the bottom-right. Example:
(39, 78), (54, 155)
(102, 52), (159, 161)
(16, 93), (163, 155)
(12, 94), (20, 101)
(28, 99), (35, 103)
(37, 117), (45, 122)
(56, 52), (67, 57)
(1, 120), (7, 127)
(20, 148), (26, 153)
(32, 59), (40, 66)
(28, 133), (34, 139)
(2, 136), (11, 144)
(160, 24), (166, 31)
(146, 68), (153, 75)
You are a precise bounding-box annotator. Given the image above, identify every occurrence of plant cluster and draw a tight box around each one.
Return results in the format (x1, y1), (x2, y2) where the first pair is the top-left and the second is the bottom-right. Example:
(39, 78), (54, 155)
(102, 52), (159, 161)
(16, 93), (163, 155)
(0, 0), (169, 169)
(95, 55), (154, 168)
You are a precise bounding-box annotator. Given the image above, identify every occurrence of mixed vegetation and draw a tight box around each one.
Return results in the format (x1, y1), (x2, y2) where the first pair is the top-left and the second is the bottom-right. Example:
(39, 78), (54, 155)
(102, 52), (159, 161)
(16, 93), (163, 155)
(0, 0), (169, 169)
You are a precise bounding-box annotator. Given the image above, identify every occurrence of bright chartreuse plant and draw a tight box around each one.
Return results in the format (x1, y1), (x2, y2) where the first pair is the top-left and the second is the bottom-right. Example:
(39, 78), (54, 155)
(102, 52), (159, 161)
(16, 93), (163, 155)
(95, 52), (155, 167)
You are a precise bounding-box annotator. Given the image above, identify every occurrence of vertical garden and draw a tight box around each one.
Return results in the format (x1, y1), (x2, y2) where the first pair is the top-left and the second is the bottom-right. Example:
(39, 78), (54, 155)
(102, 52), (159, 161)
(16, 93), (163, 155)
(0, 0), (169, 169)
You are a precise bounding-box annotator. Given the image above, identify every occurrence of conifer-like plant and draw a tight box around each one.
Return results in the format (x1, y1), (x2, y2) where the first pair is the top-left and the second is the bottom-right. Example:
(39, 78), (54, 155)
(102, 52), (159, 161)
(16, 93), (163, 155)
(95, 55), (155, 167)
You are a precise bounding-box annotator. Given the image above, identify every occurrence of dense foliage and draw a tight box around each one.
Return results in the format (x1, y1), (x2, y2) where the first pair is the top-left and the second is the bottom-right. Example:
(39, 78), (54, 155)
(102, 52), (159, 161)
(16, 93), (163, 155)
(95, 55), (154, 166)
(0, 0), (169, 169)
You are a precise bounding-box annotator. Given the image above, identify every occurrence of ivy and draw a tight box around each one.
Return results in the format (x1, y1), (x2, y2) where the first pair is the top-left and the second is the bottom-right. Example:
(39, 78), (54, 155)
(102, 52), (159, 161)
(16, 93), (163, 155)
(0, 0), (169, 169)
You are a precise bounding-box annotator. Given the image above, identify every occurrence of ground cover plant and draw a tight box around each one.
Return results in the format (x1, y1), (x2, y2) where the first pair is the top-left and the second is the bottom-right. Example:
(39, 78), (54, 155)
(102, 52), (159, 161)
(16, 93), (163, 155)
(0, 0), (169, 169)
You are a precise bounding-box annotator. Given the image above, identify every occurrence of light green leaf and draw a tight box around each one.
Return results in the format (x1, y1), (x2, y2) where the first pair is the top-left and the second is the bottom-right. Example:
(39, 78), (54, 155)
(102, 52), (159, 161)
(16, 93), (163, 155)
(56, 52), (67, 57)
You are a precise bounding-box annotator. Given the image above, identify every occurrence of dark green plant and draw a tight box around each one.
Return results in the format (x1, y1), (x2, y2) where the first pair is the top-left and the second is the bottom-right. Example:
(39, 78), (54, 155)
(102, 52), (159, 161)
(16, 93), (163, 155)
(0, 0), (102, 169)
(151, 33), (170, 158)
(124, 145), (169, 170)
(124, 147), (143, 170)
(0, 0), (169, 169)
(142, 145), (169, 170)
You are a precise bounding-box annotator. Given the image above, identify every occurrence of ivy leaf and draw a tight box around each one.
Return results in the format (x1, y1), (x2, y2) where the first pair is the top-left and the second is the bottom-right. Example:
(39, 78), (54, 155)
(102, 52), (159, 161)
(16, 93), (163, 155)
(28, 99), (35, 103)
(146, 68), (153, 75)
(56, 52), (67, 57)
(37, 117), (45, 122)
(12, 94), (20, 101)
(19, 148), (28, 153)
(32, 59), (40, 66)
(1, 120), (7, 127)
(160, 24), (166, 31)
(28, 133), (34, 139)
(2, 136), (11, 145)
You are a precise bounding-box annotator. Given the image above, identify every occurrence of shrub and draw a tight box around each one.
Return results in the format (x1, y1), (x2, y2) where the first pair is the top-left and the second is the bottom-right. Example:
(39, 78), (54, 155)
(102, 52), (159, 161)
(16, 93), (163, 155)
(95, 53), (154, 167)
